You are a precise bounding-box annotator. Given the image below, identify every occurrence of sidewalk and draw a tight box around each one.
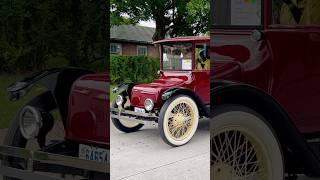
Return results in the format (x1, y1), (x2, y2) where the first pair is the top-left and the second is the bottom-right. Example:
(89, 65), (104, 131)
(110, 119), (210, 180)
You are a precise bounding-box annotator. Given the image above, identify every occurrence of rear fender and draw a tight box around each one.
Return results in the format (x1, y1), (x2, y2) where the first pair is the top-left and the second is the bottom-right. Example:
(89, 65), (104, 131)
(211, 80), (320, 175)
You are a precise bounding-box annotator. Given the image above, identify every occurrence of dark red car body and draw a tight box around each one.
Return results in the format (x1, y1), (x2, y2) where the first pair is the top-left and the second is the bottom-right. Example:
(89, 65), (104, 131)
(131, 37), (210, 109)
(211, 0), (320, 175)
(66, 73), (109, 147)
(211, 0), (320, 134)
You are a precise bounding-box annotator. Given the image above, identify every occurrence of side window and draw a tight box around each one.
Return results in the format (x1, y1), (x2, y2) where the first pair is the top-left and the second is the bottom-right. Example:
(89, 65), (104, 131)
(212, 0), (262, 26)
(195, 44), (210, 70)
(272, 0), (302, 25)
(300, 0), (320, 25)
(110, 43), (122, 55)
(273, 0), (320, 25)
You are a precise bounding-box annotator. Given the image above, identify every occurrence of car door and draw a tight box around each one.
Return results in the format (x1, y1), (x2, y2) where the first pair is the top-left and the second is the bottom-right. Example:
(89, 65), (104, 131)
(267, 0), (320, 133)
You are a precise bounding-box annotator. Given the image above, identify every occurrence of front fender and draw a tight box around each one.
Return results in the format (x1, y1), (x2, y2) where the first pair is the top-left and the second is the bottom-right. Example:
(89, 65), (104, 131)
(8, 68), (93, 124)
(162, 88), (210, 117)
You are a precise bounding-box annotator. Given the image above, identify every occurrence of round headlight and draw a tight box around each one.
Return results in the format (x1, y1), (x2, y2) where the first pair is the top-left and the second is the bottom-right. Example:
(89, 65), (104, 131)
(19, 106), (42, 139)
(144, 98), (154, 111)
(116, 95), (124, 106)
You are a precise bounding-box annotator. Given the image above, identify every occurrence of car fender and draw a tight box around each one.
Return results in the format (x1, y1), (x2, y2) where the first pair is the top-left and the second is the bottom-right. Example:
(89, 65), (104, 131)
(211, 80), (320, 175)
(162, 88), (210, 117)
(7, 68), (93, 125)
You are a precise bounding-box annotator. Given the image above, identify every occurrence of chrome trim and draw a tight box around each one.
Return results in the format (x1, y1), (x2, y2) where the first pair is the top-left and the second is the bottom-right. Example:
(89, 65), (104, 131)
(19, 106), (42, 139)
(0, 145), (109, 175)
(144, 98), (154, 111)
(110, 108), (158, 119)
(33, 151), (109, 173)
(115, 95), (124, 106)
(110, 114), (147, 124)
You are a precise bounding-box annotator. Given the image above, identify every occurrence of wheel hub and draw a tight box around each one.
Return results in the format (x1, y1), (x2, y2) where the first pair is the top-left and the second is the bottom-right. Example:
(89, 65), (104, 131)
(173, 113), (185, 127)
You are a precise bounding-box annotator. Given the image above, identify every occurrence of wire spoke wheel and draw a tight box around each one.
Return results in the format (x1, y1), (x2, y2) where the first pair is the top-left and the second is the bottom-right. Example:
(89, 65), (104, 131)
(211, 129), (269, 180)
(211, 105), (284, 180)
(159, 95), (199, 146)
(168, 102), (194, 140)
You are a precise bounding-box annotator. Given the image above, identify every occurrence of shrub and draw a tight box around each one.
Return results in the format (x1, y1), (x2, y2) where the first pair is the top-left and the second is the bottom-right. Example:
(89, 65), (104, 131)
(110, 55), (160, 84)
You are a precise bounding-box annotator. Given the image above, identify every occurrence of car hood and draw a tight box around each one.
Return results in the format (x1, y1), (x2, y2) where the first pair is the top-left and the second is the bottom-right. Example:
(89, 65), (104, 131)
(130, 72), (191, 108)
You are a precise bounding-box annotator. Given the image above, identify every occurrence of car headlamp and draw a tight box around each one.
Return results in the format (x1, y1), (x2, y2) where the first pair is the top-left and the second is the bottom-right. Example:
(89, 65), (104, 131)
(19, 106), (42, 139)
(116, 95), (124, 106)
(144, 99), (154, 111)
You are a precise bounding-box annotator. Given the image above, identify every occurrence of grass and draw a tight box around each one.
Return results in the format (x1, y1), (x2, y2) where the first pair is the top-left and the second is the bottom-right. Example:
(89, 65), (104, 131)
(0, 74), (45, 129)
(110, 84), (118, 103)
(0, 56), (108, 129)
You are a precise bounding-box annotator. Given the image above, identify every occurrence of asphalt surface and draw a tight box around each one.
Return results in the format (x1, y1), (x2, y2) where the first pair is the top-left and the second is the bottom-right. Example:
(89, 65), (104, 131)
(110, 118), (320, 180)
(110, 118), (210, 180)
(0, 120), (320, 180)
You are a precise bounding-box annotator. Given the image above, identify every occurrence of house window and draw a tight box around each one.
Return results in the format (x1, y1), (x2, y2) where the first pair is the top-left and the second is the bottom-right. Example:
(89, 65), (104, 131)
(110, 43), (122, 55)
(137, 46), (148, 56)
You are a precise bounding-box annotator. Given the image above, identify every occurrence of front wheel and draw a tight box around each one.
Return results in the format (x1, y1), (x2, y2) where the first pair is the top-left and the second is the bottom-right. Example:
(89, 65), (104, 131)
(211, 105), (284, 180)
(159, 95), (199, 147)
(111, 102), (144, 133)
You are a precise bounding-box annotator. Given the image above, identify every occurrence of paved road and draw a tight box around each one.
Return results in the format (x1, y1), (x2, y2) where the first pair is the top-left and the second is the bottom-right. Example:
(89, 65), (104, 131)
(110, 118), (210, 180)
(1, 121), (320, 180)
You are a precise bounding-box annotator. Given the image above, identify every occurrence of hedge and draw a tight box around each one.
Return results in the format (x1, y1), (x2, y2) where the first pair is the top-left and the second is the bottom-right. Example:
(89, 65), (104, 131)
(110, 55), (160, 84)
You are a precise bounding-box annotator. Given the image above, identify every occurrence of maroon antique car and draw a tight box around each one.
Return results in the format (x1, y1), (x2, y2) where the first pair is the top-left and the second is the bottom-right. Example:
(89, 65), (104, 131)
(211, 0), (320, 179)
(1, 68), (109, 179)
(111, 37), (210, 146)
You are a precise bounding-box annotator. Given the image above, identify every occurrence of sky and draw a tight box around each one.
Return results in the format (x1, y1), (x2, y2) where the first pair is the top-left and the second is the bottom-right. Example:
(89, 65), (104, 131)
(138, 20), (156, 28)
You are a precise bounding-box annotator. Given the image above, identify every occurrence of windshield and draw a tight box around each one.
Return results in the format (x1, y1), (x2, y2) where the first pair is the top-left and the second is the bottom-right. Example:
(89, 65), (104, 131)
(212, 0), (262, 27)
(162, 43), (193, 70)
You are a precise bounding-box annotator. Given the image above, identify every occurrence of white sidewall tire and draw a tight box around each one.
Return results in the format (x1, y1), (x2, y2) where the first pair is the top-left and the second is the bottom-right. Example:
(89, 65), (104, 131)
(160, 95), (199, 146)
(211, 105), (284, 180)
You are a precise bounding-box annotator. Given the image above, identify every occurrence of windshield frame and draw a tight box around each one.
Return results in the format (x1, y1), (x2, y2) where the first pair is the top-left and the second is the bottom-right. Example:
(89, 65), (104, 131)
(160, 42), (195, 71)
(211, 0), (265, 30)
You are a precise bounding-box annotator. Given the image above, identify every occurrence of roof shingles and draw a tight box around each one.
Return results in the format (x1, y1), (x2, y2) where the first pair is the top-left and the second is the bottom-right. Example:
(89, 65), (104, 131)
(111, 25), (155, 44)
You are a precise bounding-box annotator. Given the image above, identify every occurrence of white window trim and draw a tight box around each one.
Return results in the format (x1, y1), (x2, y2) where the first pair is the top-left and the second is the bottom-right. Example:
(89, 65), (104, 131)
(110, 43), (122, 55)
(137, 45), (148, 56)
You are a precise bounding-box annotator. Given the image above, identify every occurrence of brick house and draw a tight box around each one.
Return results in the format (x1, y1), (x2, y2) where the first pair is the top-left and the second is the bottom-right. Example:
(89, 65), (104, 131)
(110, 25), (159, 57)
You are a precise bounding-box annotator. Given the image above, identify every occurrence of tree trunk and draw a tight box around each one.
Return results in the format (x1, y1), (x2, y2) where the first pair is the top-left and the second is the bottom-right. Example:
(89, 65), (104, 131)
(153, 18), (167, 41)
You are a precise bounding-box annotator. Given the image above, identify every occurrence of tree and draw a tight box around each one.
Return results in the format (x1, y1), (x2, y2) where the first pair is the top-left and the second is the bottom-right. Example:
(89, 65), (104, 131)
(0, 0), (109, 72)
(111, 0), (209, 41)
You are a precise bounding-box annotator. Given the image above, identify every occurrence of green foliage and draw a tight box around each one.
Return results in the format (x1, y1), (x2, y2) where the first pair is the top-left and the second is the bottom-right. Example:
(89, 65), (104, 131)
(111, 0), (209, 41)
(0, 0), (108, 73)
(187, 0), (210, 34)
(110, 55), (160, 84)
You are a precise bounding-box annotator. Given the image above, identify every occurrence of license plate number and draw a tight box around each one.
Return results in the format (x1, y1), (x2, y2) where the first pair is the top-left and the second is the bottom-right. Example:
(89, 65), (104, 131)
(79, 144), (109, 163)
(134, 107), (145, 113)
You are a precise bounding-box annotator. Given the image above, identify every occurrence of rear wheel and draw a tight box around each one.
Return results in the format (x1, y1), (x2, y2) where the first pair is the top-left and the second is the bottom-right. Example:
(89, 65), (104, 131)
(211, 105), (284, 180)
(159, 95), (199, 147)
(111, 102), (144, 133)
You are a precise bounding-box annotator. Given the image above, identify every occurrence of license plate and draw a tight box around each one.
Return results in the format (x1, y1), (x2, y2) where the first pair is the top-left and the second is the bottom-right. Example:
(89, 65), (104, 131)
(79, 144), (109, 163)
(134, 107), (145, 113)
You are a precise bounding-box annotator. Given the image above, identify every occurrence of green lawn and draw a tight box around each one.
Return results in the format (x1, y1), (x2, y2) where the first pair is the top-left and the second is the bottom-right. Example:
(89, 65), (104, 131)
(0, 74), (45, 129)
(110, 85), (118, 103)
(0, 57), (106, 129)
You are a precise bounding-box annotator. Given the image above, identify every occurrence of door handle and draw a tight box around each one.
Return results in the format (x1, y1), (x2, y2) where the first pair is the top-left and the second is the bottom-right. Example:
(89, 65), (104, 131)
(251, 30), (264, 42)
